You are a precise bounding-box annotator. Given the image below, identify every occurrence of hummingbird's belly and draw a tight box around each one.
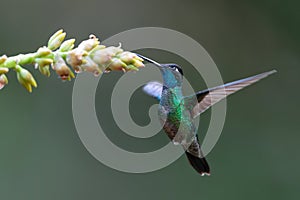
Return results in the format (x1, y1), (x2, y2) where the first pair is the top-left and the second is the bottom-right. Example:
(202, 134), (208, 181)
(162, 120), (180, 140)
(158, 105), (196, 145)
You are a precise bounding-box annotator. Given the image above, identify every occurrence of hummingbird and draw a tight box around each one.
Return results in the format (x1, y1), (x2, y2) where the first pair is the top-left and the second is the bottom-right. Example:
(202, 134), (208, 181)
(137, 54), (276, 176)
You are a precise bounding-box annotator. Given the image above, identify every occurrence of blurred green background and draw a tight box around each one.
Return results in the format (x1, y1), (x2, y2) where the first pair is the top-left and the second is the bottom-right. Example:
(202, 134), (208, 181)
(0, 0), (299, 199)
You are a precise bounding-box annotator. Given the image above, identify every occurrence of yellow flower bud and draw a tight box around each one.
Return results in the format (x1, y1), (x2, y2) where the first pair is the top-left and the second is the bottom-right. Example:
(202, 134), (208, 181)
(0, 55), (7, 65)
(59, 39), (76, 52)
(124, 64), (139, 71)
(133, 59), (144, 68)
(133, 53), (144, 62)
(108, 58), (127, 71)
(16, 65), (37, 93)
(35, 58), (53, 67)
(48, 29), (64, 45)
(35, 47), (52, 57)
(119, 52), (136, 63)
(0, 67), (9, 74)
(48, 32), (66, 50)
(0, 74), (8, 90)
(118, 52), (144, 70)
(38, 65), (50, 77)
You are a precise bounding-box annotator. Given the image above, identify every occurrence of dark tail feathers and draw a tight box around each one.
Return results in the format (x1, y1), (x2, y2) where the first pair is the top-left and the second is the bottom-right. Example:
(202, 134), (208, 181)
(185, 152), (210, 176)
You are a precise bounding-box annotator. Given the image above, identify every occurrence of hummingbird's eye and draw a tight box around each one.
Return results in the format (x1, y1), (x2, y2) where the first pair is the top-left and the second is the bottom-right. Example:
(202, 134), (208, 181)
(169, 65), (178, 70)
(166, 64), (183, 75)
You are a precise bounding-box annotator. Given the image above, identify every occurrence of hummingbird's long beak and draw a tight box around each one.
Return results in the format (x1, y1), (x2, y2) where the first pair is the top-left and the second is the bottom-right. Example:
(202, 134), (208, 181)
(135, 54), (162, 68)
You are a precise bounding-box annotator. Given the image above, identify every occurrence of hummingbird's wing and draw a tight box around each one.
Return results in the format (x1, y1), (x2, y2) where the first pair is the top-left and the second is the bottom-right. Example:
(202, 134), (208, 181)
(185, 70), (276, 118)
(143, 81), (163, 100)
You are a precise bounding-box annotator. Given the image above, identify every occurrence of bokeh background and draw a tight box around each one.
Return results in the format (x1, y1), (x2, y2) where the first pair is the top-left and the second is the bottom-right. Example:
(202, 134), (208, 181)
(0, 0), (299, 199)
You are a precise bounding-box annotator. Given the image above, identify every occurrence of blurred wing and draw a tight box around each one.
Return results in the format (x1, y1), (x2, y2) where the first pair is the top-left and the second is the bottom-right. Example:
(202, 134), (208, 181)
(143, 81), (163, 100)
(185, 70), (276, 118)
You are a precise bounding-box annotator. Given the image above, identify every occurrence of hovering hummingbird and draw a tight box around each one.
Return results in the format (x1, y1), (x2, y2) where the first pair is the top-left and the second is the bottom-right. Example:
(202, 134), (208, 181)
(137, 54), (276, 176)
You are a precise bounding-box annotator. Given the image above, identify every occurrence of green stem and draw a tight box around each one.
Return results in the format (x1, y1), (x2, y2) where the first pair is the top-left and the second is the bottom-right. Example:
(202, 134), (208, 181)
(18, 53), (36, 65)
(0, 51), (67, 69)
